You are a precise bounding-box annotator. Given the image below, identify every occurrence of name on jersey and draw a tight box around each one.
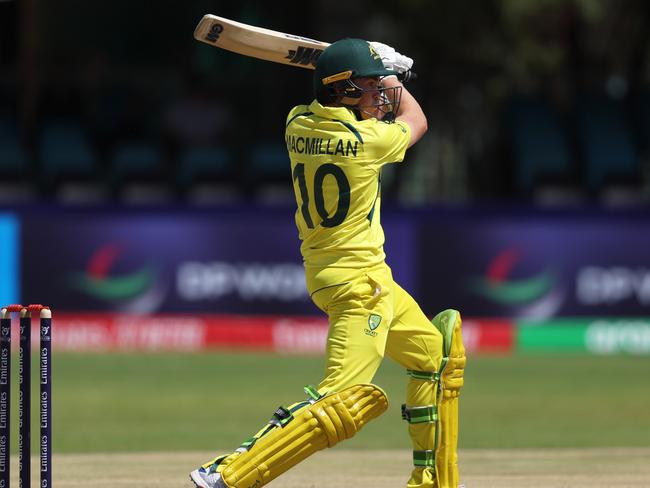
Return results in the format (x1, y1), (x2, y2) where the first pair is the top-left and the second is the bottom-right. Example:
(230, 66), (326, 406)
(285, 135), (359, 157)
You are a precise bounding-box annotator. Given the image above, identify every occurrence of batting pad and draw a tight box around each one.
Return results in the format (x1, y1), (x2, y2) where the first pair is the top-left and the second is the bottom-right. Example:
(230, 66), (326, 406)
(220, 383), (388, 488)
(432, 309), (466, 488)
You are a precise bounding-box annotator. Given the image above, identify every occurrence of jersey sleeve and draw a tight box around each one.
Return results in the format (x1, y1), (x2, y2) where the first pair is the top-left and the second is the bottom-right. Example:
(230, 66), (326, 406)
(364, 120), (411, 168)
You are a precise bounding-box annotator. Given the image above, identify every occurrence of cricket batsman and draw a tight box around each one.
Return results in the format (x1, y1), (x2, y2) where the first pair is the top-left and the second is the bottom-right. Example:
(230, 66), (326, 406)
(190, 38), (466, 488)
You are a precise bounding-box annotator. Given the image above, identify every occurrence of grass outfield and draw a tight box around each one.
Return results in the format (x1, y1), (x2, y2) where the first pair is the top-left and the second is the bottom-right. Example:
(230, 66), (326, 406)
(27, 352), (649, 453)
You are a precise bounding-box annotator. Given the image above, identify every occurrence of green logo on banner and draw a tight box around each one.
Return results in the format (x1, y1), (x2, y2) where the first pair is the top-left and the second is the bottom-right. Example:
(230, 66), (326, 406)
(470, 248), (556, 304)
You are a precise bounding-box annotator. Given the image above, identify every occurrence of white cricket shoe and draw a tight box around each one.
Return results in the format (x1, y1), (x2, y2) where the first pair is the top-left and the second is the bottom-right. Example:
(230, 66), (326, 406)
(189, 466), (228, 488)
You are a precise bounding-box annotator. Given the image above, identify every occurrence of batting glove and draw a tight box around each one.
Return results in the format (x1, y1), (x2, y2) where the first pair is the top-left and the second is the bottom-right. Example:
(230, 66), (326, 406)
(369, 41), (414, 74)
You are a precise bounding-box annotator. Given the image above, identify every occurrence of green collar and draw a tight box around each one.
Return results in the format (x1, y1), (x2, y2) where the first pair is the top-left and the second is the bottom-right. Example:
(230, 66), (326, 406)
(308, 100), (358, 121)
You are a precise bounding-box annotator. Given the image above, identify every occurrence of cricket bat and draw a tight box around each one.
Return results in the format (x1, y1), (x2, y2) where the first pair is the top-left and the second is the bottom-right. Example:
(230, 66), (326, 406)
(193, 14), (329, 69)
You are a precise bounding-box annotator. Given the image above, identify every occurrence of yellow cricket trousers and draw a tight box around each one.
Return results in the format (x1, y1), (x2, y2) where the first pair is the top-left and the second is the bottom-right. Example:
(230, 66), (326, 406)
(311, 262), (443, 488)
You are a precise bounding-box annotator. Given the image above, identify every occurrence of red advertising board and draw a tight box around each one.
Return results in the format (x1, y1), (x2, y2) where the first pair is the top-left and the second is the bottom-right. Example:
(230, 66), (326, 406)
(462, 318), (515, 353)
(42, 313), (514, 354)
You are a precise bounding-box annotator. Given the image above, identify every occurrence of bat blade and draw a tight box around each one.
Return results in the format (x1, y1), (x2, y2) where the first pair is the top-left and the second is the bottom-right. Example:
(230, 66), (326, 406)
(193, 14), (329, 69)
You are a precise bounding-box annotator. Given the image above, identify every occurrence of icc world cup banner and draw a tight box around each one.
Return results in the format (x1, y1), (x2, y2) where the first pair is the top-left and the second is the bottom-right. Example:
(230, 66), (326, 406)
(418, 211), (650, 318)
(20, 208), (415, 315)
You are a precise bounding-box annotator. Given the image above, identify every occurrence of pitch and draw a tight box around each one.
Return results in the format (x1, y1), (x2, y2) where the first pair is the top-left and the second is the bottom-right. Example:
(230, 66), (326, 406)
(20, 448), (650, 487)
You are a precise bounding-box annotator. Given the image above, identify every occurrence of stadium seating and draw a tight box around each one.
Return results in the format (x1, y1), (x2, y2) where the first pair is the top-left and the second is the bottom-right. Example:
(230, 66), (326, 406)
(176, 145), (241, 204)
(109, 141), (172, 204)
(575, 93), (641, 201)
(0, 117), (35, 203)
(635, 91), (650, 157)
(505, 95), (580, 204)
(248, 141), (292, 203)
(0, 118), (28, 176)
(37, 120), (105, 203)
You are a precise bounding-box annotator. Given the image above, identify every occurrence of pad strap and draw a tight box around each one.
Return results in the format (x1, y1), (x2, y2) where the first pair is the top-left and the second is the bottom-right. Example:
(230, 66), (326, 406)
(269, 406), (293, 427)
(413, 449), (436, 467)
(303, 384), (323, 402)
(401, 404), (437, 424)
(238, 385), (324, 451)
(406, 369), (441, 382)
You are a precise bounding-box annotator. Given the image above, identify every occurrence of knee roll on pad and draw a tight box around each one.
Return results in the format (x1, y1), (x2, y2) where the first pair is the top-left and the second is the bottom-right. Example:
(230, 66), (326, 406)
(221, 383), (388, 488)
(433, 309), (466, 394)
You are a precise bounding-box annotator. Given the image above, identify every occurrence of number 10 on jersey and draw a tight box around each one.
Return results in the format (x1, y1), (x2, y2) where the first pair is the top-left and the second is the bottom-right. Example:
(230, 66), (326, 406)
(292, 162), (351, 228)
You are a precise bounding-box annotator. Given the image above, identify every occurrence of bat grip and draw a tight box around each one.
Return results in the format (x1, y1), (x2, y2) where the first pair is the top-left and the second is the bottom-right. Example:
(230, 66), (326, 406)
(398, 70), (417, 82)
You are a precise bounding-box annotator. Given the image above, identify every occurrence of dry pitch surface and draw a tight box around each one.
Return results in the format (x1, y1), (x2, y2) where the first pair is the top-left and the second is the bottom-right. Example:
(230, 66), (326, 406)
(21, 447), (650, 487)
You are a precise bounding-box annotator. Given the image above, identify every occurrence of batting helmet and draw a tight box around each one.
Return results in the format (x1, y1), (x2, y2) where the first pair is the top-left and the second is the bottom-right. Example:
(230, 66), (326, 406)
(313, 38), (397, 104)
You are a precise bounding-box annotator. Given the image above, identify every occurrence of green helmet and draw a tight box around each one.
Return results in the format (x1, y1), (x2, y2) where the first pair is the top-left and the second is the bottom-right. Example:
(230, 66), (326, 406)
(313, 38), (397, 101)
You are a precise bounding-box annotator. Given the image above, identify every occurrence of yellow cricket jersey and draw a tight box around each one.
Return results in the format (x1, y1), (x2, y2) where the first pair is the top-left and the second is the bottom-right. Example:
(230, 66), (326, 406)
(285, 100), (411, 294)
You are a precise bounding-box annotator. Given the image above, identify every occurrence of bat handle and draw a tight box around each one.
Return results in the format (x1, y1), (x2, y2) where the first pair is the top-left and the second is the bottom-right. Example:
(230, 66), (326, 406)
(398, 70), (417, 82)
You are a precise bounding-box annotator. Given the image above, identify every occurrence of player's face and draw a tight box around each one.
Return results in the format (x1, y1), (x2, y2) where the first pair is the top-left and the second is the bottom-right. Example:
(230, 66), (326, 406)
(355, 77), (383, 120)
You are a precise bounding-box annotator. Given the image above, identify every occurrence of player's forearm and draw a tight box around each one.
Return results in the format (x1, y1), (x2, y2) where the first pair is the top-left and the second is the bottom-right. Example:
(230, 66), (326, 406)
(384, 76), (427, 147)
